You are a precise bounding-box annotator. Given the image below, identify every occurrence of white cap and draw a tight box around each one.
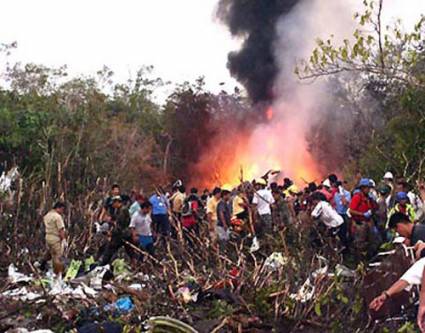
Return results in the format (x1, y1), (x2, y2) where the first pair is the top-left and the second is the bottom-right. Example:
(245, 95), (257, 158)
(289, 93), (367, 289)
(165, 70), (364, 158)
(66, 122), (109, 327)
(322, 179), (331, 188)
(383, 172), (394, 180)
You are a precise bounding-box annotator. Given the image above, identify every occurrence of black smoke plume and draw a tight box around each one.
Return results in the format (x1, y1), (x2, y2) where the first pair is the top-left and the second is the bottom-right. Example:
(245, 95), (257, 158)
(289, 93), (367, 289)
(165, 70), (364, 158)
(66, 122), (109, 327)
(217, 0), (299, 103)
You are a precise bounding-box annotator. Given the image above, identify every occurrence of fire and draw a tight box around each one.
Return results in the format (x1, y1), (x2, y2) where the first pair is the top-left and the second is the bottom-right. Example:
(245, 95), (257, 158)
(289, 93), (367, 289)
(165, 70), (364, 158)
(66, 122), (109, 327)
(266, 107), (273, 120)
(190, 103), (321, 189)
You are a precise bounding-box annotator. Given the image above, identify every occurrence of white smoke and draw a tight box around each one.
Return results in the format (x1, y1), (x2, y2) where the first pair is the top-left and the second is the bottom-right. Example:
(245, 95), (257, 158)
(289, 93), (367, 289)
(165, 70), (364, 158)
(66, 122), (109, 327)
(246, 0), (425, 182)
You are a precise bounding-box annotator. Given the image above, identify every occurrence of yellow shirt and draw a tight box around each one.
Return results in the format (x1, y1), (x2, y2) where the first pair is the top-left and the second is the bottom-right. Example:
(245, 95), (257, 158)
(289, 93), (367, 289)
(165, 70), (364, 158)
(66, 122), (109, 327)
(207, 196), (220, 221)
(43, 210), (65, 242)
(171, 192), (186, 213)
(232, 195), (245, 217)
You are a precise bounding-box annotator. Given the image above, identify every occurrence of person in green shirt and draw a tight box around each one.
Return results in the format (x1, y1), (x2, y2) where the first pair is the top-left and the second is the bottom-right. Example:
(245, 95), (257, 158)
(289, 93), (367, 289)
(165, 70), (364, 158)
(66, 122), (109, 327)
(388, 192), (415, 224)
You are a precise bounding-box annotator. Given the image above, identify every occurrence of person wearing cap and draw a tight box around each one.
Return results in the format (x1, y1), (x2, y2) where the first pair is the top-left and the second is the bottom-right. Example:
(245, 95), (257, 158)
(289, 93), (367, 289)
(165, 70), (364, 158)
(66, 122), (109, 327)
(252, 178), (275, 237)
(383, 172), (395, 192)
(368, 179), (378, 201)
(396, 180), (424, 222)
(349, 178), (376, 255)
(216, 185), (232, 241)
(99, 184), (131, 222)
(207, 187), (222, 243)
(388, 192), (416, 223)
(318, 179), (333, 203)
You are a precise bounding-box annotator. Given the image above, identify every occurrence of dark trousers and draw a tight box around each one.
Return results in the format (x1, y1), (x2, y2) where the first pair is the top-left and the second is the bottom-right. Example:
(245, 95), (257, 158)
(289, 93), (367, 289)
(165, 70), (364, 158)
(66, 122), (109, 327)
(99, 234), (136, 266)
(152, 214), (170, 236)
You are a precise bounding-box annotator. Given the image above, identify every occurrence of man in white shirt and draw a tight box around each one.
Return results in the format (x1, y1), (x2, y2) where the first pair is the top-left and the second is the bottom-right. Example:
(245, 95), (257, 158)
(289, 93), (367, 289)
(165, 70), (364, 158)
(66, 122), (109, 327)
(129, 202), (154, 257)
(370, 257), (425, 313)
(253, 178), (275, 237)
(310, 192), (347, 246)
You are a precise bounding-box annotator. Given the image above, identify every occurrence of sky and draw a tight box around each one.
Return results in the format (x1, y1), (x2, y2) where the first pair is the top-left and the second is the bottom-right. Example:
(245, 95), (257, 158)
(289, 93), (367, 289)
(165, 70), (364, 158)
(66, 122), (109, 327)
(0, 0), (241, 100)
(0, 0), (424, 102)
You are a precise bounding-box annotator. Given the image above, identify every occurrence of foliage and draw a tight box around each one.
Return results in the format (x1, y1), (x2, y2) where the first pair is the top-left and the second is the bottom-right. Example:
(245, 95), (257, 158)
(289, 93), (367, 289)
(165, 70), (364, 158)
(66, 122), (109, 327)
(299, 0), (425, 181)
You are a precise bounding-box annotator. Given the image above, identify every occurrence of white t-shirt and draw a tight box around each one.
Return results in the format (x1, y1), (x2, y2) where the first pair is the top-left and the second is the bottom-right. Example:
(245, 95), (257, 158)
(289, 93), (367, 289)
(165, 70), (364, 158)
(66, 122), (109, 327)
(253, 189), (275, 216)
(129, 211), (152, 236)
(311, 201), (344, 228)
(401, 257), (425, 285)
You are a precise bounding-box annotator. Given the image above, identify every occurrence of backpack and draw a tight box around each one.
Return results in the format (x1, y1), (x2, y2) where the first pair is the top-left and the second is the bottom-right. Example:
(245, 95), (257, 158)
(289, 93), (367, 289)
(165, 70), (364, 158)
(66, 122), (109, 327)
(181, 199), (193, 217)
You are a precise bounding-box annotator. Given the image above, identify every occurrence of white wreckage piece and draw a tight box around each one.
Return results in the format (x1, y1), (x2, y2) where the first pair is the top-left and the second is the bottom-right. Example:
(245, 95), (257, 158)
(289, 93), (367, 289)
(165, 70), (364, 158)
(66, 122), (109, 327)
(264, 252), (289, 271)
(8, 264), (33, 284)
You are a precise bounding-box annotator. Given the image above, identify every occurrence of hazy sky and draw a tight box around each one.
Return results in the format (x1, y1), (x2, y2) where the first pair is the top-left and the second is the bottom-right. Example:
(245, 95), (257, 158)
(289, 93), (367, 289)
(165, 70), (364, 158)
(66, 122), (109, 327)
(0, 0), (241, 98)
(1, 0), (424, 100)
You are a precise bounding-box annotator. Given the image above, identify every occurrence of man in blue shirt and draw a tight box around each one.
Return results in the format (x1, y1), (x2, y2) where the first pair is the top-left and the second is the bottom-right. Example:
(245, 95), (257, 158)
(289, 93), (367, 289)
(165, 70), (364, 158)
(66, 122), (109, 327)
(334, 181), (351, 216)
(333, 181), (351, 247)
(149, 192), (170, 239)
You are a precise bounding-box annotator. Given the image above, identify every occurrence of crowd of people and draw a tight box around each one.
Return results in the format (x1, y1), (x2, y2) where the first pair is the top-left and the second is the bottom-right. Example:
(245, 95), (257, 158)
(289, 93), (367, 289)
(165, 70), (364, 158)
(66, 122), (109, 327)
(40, 171), (425, 329)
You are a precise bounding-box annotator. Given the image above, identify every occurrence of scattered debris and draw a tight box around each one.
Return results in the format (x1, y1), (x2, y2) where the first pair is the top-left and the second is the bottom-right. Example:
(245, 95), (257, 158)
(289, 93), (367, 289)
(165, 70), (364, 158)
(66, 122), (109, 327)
(8, 264), (33, 284)
(264, 252), (288, 271)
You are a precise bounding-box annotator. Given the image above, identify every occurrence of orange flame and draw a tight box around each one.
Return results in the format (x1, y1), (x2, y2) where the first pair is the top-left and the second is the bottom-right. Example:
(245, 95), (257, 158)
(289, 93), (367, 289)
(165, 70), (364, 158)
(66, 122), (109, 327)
(190, 105), (321, 188)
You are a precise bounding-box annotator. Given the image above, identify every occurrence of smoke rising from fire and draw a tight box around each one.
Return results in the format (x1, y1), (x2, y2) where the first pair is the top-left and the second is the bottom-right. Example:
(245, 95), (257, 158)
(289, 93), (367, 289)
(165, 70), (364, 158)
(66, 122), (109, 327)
(190, 0), (422, 188)
(192, 0), (357, 187)
(216, 0), (299, 103)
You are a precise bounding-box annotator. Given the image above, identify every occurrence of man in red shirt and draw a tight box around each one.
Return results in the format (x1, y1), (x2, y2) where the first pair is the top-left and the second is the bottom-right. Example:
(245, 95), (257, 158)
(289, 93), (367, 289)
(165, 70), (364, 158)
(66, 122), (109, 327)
(349, 178), (376, 257)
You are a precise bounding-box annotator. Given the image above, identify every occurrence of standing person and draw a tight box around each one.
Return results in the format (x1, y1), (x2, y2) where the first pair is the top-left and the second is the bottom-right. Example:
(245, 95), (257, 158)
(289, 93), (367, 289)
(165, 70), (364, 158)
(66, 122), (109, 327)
(388, 192), (416, 223)
(216, 186), (232, 242)
(252, 178), (275, 237)
(41, 202), (67, 275)
(310, 192), (347, 246)
(334, 181), (351, 218)
(376, 184), (392, 238)
(333, 181), (351, 243)
(129, 202), (154, 258)
(129, 194), (147, 217)
(328, 174), (340, 206)
(207, 187), (222, 243)
(99, 196), (136, 266)
(99, 184), (131, 221)
(349, 178), (377, 256)
(149, 191), (170, 240)
(319, 179), (333, 202)
(181, 188), (202, 231)
(383, 172), (395, 192)
(232, 186), (249, 221)
(397, 180), (423, 222)
(170, 185), (186, 219)
(272, 189), (291, 228)
(201, 189), (210, 206)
